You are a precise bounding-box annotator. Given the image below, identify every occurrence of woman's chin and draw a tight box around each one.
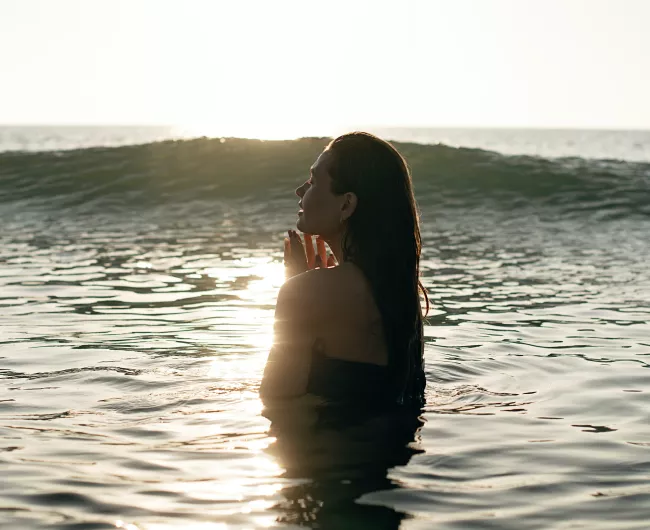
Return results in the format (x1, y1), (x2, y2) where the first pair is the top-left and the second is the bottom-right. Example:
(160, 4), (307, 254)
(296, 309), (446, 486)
(296, 216), (327, 237)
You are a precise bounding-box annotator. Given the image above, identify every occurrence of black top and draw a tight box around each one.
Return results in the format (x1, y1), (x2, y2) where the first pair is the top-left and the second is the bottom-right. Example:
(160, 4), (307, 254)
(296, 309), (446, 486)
(305, 334), (425, 407)
(306, 345), (391, 404)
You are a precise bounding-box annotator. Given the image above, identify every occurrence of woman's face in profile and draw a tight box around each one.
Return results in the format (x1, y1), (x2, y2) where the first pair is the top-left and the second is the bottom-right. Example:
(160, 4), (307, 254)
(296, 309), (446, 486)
(295, 150), (343, 237)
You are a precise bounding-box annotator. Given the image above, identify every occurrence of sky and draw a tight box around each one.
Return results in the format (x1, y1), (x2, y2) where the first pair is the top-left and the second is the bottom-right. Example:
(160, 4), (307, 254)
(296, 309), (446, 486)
(1, 0), (649, 135)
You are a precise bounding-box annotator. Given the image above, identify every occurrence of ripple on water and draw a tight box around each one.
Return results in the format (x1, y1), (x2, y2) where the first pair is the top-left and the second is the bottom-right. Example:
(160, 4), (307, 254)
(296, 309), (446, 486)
(1, 204), (650, 528)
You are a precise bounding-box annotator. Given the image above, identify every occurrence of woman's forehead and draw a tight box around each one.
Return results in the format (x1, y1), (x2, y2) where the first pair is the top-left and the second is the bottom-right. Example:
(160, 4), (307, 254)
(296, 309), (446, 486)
(311, 150), (332, 176)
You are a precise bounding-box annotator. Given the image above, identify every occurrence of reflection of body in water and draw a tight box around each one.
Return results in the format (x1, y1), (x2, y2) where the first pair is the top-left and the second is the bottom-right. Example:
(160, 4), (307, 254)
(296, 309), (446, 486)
(263, 396), (424, 529)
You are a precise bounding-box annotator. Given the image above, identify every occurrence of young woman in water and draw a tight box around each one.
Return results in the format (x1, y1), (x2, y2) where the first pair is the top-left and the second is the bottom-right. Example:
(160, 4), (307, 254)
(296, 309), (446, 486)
(260, 132), (429, 407)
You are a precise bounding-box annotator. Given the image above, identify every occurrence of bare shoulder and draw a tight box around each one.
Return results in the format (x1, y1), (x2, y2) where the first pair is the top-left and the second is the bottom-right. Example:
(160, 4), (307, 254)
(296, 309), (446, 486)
(278, 263), (371, 318)
(278, 263), (370, 321)
(279, 265), (343, 309)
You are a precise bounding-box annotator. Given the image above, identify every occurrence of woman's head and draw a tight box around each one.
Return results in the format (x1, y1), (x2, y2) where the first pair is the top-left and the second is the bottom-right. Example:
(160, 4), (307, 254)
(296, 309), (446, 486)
(295, 132), (417, 247)
(294, 148), (356, 238)
(296, 131), (428, 404)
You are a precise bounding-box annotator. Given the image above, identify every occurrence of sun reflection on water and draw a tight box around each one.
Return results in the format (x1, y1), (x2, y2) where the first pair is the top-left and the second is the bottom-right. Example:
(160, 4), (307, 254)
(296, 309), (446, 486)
(205, 257), (284, 300)
(205, 258), (283, 382)
(122, 257), (288, 530)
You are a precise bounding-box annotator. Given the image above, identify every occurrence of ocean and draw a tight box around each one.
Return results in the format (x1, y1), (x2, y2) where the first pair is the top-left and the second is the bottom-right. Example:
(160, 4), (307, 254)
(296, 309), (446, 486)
(1, 126), (649, 529)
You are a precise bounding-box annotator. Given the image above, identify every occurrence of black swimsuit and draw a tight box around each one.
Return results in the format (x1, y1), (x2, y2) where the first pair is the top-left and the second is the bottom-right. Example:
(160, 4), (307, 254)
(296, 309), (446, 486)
(305, 333), (425, 408)
(306, 346), (390, 403)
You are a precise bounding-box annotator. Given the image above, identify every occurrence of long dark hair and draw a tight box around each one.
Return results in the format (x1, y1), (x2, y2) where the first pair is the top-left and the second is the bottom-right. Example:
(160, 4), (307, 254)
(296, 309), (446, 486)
(326, 132), (429, 405)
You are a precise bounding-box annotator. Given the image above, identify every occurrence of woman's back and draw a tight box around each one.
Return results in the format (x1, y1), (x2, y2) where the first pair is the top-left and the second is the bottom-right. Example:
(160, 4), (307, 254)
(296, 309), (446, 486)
(309, 262), (388, 367)
(302, 262), (391, 404)
(261, 262), (425, 406)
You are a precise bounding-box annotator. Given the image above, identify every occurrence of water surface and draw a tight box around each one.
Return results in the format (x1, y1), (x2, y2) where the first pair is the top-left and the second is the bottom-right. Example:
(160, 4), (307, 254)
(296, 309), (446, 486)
(1, 137), (650, 529)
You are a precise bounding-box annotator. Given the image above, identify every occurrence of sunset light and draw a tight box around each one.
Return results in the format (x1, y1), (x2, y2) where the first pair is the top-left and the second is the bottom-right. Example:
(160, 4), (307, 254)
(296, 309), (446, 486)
(2, 1), (649, 529)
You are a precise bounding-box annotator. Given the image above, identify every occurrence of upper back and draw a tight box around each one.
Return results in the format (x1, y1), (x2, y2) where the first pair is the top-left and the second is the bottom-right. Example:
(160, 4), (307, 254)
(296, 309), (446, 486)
(302, 262), (389, 367)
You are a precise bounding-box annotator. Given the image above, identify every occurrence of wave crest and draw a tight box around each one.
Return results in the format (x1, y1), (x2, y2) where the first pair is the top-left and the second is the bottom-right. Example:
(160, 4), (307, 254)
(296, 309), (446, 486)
(1, 137), (649, 217)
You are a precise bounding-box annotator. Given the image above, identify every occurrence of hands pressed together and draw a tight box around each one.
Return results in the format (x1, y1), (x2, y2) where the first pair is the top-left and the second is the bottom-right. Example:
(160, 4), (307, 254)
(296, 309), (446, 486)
(284, 230), (337, 279)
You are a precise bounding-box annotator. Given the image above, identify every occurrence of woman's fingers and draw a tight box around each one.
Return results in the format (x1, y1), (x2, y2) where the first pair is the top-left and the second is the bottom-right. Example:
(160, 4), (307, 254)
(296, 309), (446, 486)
(283, 237), (290, 262)
(285, 231), (337, 274)
(316, 237), (327, 268)
(289, 230), (304, 255)
(286, 230), (308, 276)
(283, 236), (294, 279)
(304, 234), (316, 269)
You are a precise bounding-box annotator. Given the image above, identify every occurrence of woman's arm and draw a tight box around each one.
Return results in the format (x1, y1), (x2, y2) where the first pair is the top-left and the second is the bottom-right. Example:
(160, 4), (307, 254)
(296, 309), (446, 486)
(259, 275), (317, 399)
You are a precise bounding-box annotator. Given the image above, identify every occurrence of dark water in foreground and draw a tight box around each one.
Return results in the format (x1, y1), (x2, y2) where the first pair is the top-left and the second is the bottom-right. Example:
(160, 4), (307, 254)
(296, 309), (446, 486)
(1, 138), (650, 528)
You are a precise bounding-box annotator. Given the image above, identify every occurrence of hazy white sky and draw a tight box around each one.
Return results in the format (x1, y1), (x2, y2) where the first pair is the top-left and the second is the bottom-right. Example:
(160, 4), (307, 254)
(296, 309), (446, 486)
(1, 0), (649, 133)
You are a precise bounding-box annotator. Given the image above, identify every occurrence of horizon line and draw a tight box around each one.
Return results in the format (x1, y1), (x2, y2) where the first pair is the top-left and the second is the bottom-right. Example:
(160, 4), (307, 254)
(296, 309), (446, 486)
(1, 123), (650, 133)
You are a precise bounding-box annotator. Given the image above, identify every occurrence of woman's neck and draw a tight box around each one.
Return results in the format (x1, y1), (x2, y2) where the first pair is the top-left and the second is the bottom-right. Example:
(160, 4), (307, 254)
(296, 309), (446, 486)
(322, 231), (344, 265)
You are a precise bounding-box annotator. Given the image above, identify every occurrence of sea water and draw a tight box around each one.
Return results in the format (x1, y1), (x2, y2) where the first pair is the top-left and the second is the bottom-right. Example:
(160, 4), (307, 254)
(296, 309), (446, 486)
(1, 128), (649, 529)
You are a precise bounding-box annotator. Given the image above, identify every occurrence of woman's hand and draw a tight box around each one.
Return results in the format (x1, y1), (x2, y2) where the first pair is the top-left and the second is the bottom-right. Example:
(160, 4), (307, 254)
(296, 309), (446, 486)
(284, 230), (336, 279)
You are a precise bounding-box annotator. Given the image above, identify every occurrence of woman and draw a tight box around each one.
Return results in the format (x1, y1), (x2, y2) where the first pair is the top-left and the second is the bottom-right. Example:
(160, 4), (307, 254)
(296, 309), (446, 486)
(260, 132), (429, 407)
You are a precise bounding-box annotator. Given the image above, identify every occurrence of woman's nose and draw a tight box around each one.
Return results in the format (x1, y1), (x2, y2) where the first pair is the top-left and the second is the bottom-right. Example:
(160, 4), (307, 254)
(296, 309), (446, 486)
(295, 182), (306, 197)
